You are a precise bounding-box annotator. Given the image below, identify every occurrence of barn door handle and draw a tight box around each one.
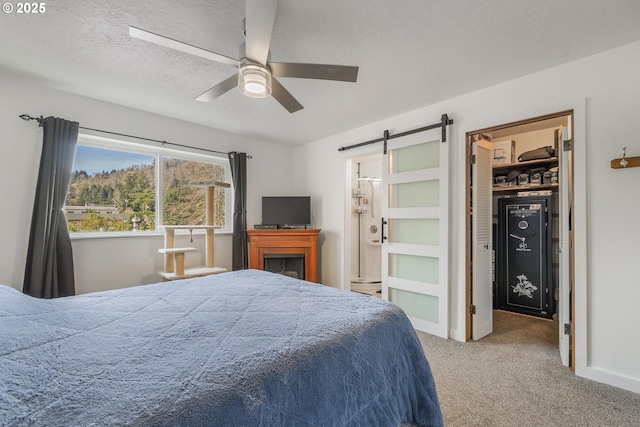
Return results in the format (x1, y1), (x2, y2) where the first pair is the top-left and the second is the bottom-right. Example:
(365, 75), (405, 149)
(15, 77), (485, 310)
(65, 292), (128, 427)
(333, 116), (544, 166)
(381, 218), (387, 242)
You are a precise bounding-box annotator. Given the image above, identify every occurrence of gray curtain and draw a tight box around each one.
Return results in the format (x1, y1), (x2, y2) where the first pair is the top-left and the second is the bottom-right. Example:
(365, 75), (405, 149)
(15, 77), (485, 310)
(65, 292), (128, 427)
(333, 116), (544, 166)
(24, 117), (79, 298)
(228, 152), (248, 270)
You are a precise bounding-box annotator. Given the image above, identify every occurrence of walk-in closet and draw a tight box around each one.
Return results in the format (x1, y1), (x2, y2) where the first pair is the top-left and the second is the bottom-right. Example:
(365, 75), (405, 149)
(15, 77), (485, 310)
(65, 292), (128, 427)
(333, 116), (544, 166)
(467, 112), (574, 365)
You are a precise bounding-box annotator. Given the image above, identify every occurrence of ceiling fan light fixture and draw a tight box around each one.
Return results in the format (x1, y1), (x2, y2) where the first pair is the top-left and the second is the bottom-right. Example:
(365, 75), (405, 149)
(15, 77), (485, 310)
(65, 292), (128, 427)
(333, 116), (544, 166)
(238, 64), (272, 98)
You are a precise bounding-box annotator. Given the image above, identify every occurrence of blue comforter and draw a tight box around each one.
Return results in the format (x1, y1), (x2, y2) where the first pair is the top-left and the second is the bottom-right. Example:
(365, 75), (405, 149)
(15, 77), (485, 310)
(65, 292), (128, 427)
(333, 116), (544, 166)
(0, 269), (443, 426)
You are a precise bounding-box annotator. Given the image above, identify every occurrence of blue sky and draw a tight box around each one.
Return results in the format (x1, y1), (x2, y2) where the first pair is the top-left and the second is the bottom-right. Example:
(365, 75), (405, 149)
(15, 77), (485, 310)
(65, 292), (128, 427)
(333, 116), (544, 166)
(73, 146), (154, 175)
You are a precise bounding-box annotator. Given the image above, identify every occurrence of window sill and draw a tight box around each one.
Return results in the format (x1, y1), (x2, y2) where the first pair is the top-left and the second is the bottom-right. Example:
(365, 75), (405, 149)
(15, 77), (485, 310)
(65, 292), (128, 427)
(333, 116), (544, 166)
(70, 229), (233, 240)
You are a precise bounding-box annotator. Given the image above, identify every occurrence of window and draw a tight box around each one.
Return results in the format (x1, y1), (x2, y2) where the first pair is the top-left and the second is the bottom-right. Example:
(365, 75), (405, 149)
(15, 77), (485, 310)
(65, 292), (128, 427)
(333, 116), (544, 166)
(162, 157), (226, 227)
(65, 135), (231, 234)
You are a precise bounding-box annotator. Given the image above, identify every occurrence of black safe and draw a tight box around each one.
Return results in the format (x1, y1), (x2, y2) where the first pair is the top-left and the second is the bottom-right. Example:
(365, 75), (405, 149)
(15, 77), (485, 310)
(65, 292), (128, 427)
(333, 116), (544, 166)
(496, 195), (553, 318)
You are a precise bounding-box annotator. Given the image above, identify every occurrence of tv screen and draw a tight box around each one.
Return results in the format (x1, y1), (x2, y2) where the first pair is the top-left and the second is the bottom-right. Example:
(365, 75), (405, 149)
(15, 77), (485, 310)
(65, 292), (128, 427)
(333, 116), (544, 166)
(262, 196), (311, 227)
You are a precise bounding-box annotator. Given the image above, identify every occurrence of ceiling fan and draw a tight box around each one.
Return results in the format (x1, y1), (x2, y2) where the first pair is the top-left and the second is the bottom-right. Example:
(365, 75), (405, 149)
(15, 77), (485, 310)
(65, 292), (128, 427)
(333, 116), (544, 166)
(129, 0), (359, 113)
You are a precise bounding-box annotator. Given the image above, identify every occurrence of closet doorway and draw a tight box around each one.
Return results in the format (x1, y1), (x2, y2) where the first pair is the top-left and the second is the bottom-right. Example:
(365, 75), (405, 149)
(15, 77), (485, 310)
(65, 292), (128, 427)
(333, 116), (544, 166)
(347, 153), (383, 297)
(465, 111), (575, 369)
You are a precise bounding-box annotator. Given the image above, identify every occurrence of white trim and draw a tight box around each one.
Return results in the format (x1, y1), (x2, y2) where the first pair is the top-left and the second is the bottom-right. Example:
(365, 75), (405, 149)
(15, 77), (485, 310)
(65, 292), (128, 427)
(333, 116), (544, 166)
(407, 315), (447, 337)
(343, 157), (354, 291)
(69, 229), (233, 241)
(439, 124), (450, 339)
(387, 242), (440, 258)
(78, 133), (229, 161)
(584, 367), (640, 394)
(77, 133), (230, 169)
(387, 168), (440, 184)
(70, 230), (160, 240)
(449, 328), (466, 341)
(388, 207), (440, 219)
(388, 277), (440, 296)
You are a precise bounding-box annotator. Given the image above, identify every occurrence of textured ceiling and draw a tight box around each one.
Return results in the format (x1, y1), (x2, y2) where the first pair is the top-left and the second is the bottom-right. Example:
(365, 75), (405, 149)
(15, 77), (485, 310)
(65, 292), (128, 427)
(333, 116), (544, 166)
(2, 0), (640, 146)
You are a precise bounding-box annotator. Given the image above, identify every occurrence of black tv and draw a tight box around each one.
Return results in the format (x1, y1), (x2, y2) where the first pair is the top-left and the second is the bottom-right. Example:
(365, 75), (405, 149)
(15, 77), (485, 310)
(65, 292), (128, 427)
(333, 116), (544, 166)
(262, 196), (311, 227)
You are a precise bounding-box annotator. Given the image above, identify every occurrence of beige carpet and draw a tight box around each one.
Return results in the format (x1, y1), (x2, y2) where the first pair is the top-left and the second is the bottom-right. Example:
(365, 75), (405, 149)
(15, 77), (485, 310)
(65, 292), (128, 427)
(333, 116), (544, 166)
(417, 310), (640, 426)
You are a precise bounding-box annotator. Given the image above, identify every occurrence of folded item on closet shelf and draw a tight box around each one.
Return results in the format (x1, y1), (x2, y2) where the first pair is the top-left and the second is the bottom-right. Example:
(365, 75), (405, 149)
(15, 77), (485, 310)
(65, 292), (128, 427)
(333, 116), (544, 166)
(517, 173), (530, 185)
(518, 146), (555, 162)
(494, 176), (507, 186)
(527, 166), (547, 175)
(530, 172), (542, 185)
(506, 170), (522, 182)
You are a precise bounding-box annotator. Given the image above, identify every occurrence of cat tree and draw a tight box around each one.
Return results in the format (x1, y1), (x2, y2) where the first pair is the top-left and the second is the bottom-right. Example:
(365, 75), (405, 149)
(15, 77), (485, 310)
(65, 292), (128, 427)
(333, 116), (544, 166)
(158, 180), (230, 280)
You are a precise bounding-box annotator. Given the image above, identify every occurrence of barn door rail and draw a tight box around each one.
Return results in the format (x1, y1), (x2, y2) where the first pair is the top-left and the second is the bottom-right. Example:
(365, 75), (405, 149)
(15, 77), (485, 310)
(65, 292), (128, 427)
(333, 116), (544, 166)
(337, 113), (453, 153)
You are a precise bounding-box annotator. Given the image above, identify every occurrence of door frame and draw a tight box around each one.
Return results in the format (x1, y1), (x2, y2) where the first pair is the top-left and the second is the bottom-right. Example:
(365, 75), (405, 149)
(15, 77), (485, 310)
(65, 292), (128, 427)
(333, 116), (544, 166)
(342, 148), (384, 291)
(462, 102), (586, 374)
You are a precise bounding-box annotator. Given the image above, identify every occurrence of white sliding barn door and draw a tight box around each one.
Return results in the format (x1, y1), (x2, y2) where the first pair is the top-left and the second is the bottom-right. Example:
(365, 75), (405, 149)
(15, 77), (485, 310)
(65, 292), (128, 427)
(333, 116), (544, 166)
(472, 140), (493, 340)
(381, 126), (449, 338)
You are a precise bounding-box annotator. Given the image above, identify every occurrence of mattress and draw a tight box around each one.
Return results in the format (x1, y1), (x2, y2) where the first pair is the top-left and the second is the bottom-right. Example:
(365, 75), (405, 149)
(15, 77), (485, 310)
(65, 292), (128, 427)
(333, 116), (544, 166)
(0, 269), (443, 426)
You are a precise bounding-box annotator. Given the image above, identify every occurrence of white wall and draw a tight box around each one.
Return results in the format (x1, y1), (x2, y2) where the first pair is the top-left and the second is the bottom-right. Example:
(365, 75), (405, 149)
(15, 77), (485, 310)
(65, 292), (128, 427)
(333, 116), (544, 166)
(494, 127), (558, 160)
(0, 75), (295, 294)
(292, 40), (640, 393)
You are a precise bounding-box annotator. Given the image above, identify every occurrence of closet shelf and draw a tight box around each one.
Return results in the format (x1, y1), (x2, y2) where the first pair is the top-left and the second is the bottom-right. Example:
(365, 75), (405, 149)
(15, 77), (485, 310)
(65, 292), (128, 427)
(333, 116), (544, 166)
(493, 157), (558, 173)
(493, 183), (559, 193)
(493, 157), (559, 192)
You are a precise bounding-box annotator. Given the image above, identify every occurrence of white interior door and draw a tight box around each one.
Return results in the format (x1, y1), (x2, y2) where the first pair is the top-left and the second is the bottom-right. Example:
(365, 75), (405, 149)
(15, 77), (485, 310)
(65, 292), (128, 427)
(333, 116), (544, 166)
(381, 125), (449, 338)
(558, 125), (571, 366)
(472, 140), (493, 340)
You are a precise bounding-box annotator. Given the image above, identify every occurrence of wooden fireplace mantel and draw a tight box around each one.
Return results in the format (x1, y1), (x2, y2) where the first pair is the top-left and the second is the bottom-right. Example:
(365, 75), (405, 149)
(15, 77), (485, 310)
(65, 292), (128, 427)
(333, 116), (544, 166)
(247, 229), (320, 283)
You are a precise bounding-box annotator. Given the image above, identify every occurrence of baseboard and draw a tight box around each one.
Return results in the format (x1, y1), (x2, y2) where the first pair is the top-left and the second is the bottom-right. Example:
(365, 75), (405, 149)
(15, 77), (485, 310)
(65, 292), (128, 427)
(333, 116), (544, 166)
(449, 328), (465, 342)
(583, 366), (640, 394)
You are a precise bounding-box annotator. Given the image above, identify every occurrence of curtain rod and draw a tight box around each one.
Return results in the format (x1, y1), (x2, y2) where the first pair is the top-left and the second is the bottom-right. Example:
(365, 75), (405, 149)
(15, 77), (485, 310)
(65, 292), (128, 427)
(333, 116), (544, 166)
(19, 114), (252, 159)
(337, 113), (453, 152)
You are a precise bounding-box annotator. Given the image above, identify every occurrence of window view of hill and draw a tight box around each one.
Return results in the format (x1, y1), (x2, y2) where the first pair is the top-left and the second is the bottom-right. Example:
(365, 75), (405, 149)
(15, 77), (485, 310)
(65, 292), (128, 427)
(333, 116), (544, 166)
(162, 157), (226, 226)
(65, 157), (226, 232)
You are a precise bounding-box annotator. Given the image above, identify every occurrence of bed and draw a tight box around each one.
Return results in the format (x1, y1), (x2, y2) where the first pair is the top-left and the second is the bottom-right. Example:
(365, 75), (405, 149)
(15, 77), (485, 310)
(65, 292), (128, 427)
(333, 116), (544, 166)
(0, 269), (443, 426)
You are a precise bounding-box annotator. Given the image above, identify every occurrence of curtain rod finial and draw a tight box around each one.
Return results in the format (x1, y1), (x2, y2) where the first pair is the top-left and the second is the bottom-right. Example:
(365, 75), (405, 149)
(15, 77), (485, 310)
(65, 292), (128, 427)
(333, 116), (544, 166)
(19, 114), (45, 126)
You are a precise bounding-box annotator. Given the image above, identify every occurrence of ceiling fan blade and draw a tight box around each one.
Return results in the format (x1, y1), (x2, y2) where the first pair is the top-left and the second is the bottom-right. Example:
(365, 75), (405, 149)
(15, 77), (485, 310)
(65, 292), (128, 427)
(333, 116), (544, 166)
(271, 78), (303, 113)
(195, 74), (238, 102)
(129, 26), (242, 68)
(245, 0), (278, 65)
(270, 63), (359, 82)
